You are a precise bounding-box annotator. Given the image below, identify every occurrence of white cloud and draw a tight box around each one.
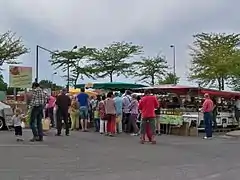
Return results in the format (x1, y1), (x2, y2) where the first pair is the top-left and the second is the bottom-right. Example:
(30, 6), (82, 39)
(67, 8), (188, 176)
(1, 0), (223, 44)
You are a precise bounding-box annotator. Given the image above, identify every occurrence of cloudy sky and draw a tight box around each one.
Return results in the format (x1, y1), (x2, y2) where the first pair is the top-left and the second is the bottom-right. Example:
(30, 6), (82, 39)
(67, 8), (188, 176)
(0, 0), (239, 87)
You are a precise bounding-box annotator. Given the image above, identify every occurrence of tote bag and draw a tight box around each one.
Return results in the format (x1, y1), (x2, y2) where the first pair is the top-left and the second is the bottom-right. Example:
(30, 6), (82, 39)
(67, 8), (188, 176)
(42, 118), (51, 131)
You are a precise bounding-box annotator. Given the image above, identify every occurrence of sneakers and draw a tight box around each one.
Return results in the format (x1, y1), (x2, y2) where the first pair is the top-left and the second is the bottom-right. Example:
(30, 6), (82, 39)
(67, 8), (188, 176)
(16, 138), (24, 142)
(130, 133), (138, 136)
(203, 136), (212, 140)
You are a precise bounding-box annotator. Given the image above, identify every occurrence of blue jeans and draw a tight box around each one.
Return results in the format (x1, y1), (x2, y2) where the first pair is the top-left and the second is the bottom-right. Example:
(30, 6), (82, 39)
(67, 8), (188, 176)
(204, 112), (212, 138)
(94, 118), (100, 132)
(30, 106), (43, 138)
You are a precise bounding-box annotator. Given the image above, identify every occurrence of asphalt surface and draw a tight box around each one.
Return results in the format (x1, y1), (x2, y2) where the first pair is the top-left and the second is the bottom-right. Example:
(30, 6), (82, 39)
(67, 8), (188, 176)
(0, 129), (240, 180)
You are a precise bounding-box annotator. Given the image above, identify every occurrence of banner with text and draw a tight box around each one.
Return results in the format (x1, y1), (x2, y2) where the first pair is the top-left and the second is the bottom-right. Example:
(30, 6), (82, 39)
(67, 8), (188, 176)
(9, 66), (32, 88)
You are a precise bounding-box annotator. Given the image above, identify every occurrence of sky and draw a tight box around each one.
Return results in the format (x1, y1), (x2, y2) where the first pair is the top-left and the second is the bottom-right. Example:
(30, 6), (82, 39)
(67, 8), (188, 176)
(0, 0), (239, 87)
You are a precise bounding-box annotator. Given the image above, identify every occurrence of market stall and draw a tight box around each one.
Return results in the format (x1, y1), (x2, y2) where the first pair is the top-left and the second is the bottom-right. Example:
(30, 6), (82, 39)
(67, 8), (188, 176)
(134, 84), (240, 136)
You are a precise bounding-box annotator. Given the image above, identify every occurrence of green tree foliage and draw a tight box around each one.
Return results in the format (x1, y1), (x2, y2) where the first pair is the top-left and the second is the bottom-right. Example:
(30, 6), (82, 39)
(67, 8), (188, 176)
(39, 80), (62, 91)
(0, 31), (28, 68)
(90, 42), (142, 82)
(132, 55), (168, 85)
(50, 46), (96, 86)
(0, 73), (7, 91)
(0, 74), (24, 95)
(158, 72), (180, 85)
(189, 32), (240, 90)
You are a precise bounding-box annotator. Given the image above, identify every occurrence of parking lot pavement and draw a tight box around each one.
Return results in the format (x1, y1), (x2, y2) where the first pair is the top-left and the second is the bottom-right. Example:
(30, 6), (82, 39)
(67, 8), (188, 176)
(0, 129), (240, 180)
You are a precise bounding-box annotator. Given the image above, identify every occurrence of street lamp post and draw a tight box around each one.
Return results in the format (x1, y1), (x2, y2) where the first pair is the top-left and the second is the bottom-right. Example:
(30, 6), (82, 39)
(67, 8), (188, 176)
(35, 45), (77, 91)
(51, 72), (57, 90)
(170, 45), (176, 85)
(35, 45), (55, 83)
(67, 45), (78, 92)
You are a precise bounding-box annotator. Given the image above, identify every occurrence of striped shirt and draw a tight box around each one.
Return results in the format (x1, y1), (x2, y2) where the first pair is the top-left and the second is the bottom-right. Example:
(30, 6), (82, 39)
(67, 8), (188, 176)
(31, 87), (47, 107)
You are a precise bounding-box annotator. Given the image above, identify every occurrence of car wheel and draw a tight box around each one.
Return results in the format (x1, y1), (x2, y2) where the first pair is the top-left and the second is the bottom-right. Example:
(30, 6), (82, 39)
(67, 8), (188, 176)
(0, 118), (5, 130)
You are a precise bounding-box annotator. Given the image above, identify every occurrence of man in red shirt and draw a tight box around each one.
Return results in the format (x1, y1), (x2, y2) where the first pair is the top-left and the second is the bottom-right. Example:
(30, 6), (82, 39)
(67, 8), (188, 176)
(139, 89), (159, 144)
(202, 93), (214, 139)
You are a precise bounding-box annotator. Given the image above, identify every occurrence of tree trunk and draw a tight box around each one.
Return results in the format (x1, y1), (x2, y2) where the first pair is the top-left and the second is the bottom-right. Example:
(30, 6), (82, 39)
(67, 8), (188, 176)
(73, 73), (80, 87)
(110, 72), (113, 82)
(151, 75), (155, 86)
(217, 78), (221, 90)
(221, 77), (224, 90)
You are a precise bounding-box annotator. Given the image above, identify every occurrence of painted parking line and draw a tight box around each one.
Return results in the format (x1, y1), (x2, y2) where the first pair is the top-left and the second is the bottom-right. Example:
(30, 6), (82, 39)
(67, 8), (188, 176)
(0, 144), (48, 147)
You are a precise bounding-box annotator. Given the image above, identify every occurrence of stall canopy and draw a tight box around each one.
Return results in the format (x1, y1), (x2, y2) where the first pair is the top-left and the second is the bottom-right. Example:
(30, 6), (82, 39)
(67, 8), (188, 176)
(200, 89), (240, 98)
(75, 82), (148, 90)
(134, 84), (199, 95)
(134, 84), (240, 98)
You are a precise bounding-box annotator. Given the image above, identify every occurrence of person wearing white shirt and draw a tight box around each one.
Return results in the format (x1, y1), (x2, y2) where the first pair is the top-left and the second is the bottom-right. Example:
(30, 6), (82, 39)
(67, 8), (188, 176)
(12, 108), (24, 141)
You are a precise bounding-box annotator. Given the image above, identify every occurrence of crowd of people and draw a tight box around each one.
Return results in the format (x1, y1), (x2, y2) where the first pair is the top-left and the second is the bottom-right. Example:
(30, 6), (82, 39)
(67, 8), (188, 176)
(13, 82), (160, 144)
(53, 88), (160, 144)
(12, 82), (220, 143)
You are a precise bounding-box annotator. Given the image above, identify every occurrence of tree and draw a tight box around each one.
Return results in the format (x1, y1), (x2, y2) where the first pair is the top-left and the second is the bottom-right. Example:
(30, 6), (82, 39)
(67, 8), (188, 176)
(0, 73), (7, 91)
(0, 74), (24, 95)
(0, 31), (28, 68)
(189, 32), (240, 90)
(90, 42), (142, 82)
(39, 80), (62, 91)
(158, 72), (180, 85)
(132, 55), (168, 85)
(50, 46), (96, 86)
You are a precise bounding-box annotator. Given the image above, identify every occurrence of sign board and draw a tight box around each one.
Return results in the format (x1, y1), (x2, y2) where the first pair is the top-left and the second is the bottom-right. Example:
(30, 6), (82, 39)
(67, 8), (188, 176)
(9, 66), (32, 88)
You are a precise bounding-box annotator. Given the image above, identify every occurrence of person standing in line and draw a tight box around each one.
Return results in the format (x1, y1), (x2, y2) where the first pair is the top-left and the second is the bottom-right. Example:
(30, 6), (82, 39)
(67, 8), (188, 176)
(77, 88), (89, 132)
(105, 92), (117, 136)
(128, 94), (139, 136)
(30, 82), (47, 142)
(55, 88), (71, 136)
(114, 92), (123, 134)
(212, 97), (218, 129)
(202, 93), (214, 139)
(155, 97), (162, 136)
(122, 90), (132, 133)
(234, 96), (240, 127)
(99, 95), (107, 134)
(93, 95), (101, 132)
(138, 90), (159, 144)
(88, 96), (94, 123)
(46, 95), (56, 127)
(70, 98), (80, 131)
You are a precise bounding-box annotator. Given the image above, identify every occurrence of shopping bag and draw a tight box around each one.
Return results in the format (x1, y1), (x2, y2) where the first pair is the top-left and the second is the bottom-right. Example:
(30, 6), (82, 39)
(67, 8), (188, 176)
(42, 118), (51, 131)
(21, 122), (26, 128)
(116, 116), (121, 124)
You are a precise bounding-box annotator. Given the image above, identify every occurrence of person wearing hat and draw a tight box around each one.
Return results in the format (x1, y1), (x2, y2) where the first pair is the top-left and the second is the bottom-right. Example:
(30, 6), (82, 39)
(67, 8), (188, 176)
(55, 88), (71, 136)
(202, 93), (214, 139)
